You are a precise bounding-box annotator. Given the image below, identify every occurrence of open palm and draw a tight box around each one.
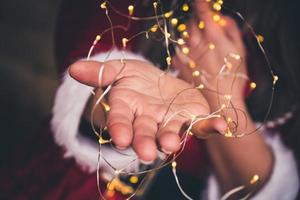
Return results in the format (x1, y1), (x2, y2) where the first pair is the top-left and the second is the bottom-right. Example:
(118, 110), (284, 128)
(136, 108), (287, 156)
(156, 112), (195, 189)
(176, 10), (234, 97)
(69, 59), (225, 163)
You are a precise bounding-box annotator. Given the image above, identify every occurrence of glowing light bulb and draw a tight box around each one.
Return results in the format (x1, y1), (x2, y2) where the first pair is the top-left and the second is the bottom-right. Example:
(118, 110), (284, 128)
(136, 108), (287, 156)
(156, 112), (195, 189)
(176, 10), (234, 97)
(100, 2), (107, 9)
(257, 34), (264, 43)
(192, 70), (200, 77)
(128, 5), (134, 15)
(213, 14), (221, 22)
(208, 43), (216, 50)
(171, 18), (178, 26)
(197, 84), (205, 89)
(273, 75), (279, 84)
(182, 47), (190, 54)
(166, 56), (172, 65)
(172, 161), (177, 168)
(189, 60), (196, 68)
(150, 24), (158, 32)
(129, 176), (139, 184)
(182, 31), (189, 38)
(250, 174), (260, 184)
(177, 38), (185, 45)
(217, 0), (224, 5)
(198, 20), (205, 29)
(122, 38), (128, 47)
(225, 130), (233, 137)
(96, 35), (101, 41)
(230, 53), (241, 60)
(182, 3), (189, 12)
(188, 131), (194, 136)
(213, 3), (222, 11)
(250, 82), (257, 89)
(224, 94), (232, 100)
(177, 24), (187, 32)
(164, 11), (173, 18)
(219, 19), (227, 27)
(106, 190), (115, 198)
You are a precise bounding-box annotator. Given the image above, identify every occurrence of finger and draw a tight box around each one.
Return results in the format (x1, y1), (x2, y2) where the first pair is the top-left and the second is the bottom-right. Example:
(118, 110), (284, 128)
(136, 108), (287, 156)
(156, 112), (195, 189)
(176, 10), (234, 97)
(158, 120), (183, 154)
(171, 55), (193, 82)
(69, 58), (146, 87)
(132, 115), (158, 163)
(194, 0), (225, 41)
(107, 98), (134, 149)
(191, 117), (227, 138)
(222, 16), (244, 48)
(186, 20), (205, 49)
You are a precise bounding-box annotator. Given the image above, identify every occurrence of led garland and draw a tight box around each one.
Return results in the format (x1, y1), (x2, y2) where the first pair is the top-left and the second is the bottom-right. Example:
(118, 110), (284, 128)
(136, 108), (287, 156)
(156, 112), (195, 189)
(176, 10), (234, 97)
(82, 0), (278, 199)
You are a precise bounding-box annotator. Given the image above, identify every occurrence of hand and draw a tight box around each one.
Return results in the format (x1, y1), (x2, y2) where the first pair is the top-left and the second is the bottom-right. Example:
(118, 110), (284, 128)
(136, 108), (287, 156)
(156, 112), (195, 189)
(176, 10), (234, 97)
(172, 0), (247, 100)
(69, 59), (226, 163)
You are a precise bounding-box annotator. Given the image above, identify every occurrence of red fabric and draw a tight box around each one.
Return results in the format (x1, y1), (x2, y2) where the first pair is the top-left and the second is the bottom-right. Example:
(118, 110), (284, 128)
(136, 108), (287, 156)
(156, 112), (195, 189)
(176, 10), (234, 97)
(0, 120), (127, 200)
(55, 0), (146, 74)
(0, 120), (206, 200)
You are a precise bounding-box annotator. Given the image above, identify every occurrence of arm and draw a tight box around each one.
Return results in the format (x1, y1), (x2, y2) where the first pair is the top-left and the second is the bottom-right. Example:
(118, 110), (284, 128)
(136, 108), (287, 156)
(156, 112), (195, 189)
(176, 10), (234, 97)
(172, 0), (272, 195)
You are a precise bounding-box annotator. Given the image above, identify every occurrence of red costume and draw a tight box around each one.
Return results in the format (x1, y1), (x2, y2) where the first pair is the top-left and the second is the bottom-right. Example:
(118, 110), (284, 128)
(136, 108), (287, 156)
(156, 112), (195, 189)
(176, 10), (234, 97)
(1, 0), (298, 199)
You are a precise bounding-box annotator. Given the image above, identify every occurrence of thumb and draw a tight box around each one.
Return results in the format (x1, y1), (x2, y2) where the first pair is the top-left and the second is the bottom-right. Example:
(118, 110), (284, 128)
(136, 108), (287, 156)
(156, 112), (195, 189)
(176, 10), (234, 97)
(68, 60), (124, 87)
(191, 117), (227, 138)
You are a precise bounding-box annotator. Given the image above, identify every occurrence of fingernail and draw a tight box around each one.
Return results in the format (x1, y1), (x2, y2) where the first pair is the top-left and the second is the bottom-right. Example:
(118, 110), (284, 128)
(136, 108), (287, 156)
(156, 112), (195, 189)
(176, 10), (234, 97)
(115, 145), (127, 150)
(139, 159), (154, 165)
(161, 148), (172, 155)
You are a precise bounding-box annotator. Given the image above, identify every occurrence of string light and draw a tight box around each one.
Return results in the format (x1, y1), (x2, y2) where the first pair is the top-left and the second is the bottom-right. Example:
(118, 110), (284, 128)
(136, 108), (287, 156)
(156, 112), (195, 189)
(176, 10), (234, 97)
(84, 1), (278, 199)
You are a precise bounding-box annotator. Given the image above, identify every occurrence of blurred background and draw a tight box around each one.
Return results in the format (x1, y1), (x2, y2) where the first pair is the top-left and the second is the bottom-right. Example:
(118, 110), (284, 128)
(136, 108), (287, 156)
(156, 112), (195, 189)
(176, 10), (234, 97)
(0, 0), (62, 161)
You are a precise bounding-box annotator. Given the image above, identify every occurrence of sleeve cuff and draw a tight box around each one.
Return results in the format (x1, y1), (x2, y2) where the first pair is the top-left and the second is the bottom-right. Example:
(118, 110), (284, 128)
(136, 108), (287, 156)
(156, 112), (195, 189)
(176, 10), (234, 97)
(206, 133), (299, 200)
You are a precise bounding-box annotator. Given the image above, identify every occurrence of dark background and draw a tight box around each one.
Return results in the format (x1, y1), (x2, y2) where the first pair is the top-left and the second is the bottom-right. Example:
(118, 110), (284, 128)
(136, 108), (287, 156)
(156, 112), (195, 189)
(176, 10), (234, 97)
(0, 1), (62, 161)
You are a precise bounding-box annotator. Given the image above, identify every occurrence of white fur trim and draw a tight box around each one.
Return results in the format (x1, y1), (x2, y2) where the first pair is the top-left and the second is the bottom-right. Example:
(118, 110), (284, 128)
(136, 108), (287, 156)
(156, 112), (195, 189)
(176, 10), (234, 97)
(51, 49), (147, 173)
(206, 133), (299, 200)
